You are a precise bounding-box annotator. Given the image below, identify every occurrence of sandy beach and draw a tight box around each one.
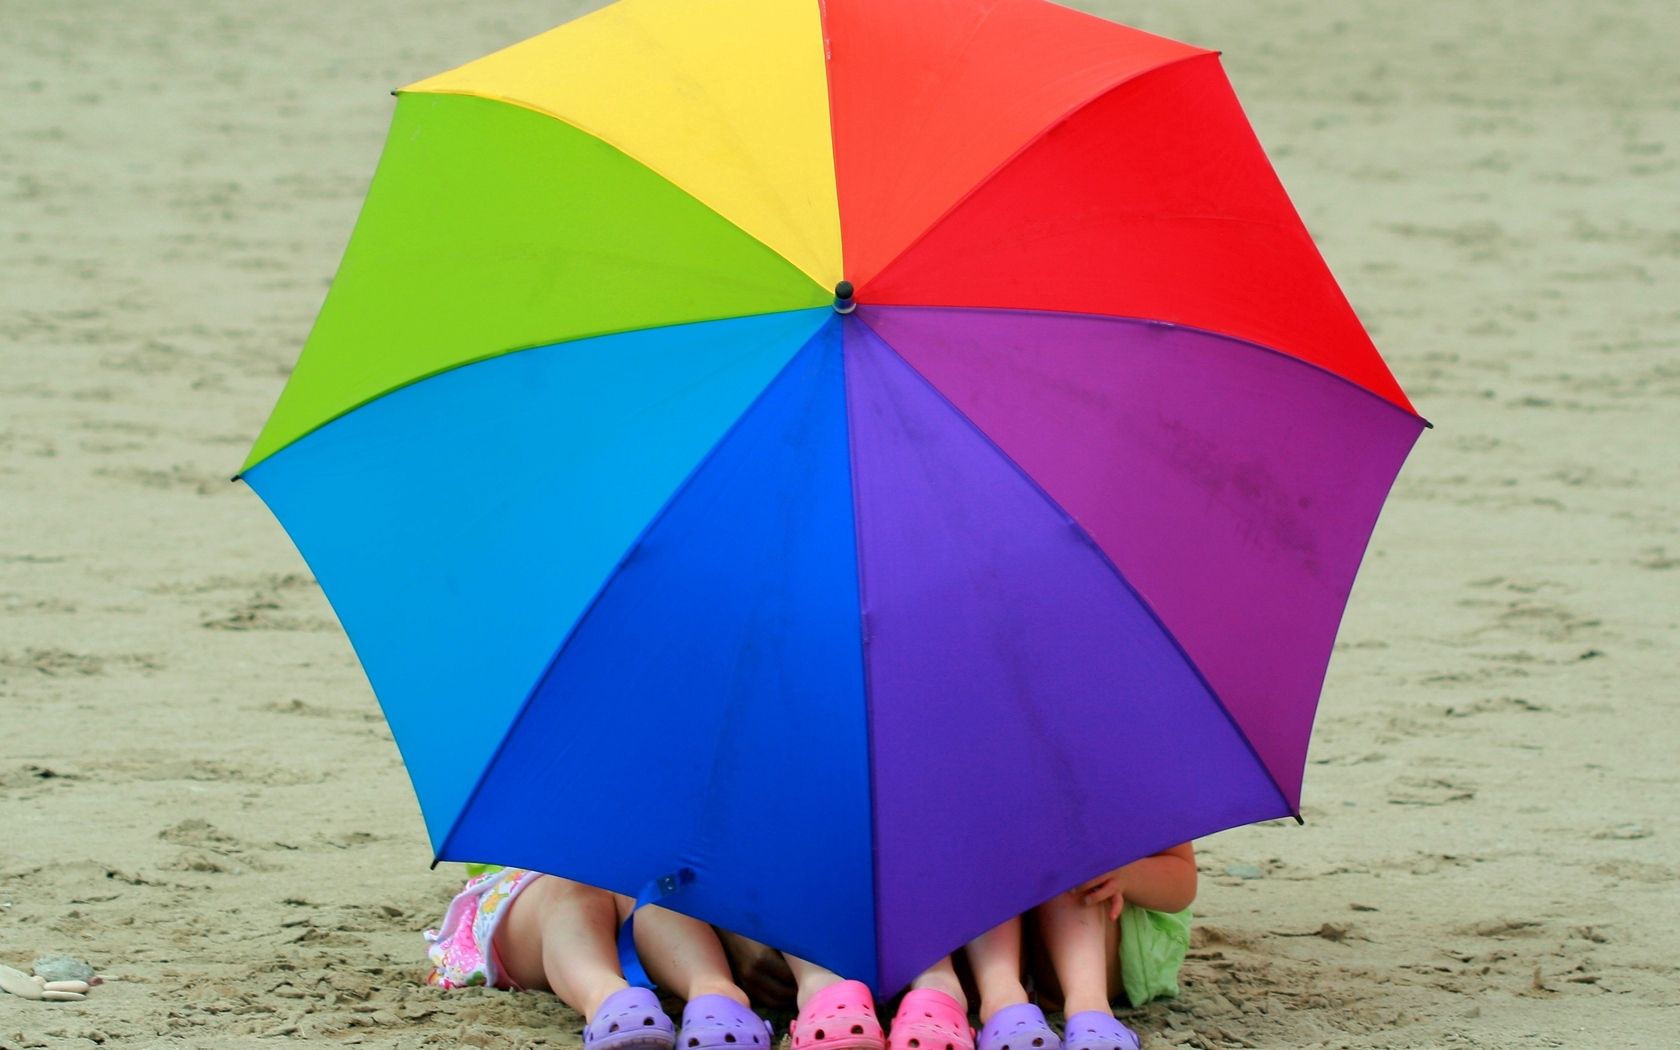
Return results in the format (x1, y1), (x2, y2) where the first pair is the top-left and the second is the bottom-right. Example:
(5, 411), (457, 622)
(3, 1), (1677, 1047)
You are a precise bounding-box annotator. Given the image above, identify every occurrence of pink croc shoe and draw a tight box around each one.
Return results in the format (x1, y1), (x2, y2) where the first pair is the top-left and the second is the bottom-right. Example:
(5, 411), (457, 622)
(790, 979), (886, 1050)
(887, 989), (974, 1050)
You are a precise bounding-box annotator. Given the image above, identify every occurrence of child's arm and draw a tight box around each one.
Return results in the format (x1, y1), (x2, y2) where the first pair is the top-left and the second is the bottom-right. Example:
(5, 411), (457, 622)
(1075, 842), (1197, 919)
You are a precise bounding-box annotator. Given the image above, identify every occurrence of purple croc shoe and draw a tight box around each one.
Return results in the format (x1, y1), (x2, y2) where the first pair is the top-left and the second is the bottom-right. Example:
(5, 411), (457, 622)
(679, 994), (776, 1050)
(586, 987), (677, 1050)
(1061, 1012), (1139, 1050)
(977, 1004), (1060, 1050)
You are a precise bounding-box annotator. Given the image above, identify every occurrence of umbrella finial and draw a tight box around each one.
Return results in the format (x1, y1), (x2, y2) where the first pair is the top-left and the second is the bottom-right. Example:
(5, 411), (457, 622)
(833, 281), (856, 315)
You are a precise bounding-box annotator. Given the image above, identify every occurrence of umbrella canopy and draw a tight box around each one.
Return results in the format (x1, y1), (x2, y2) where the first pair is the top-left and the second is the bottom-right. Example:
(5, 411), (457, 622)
(241, 0), (1426, 994)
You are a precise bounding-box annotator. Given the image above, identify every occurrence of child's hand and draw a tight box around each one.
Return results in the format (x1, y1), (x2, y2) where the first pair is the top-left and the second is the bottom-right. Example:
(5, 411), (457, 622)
(1075, 870), (1126, 921)
(1076, 843), (1198, 919)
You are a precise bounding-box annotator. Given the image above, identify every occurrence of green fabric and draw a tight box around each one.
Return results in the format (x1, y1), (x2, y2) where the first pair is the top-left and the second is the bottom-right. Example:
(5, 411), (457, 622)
(244, 92), (827, 470)
(1119, 905), (1192, 1006)
(462, 862), (502, 880)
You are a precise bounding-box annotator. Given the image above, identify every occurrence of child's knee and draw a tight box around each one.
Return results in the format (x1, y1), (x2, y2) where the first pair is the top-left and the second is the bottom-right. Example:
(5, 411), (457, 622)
(538, 875), (620, 914)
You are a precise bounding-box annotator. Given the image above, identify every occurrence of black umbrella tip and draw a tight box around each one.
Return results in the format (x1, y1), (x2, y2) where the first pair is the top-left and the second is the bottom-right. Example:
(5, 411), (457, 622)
(833, 281), (856, 314)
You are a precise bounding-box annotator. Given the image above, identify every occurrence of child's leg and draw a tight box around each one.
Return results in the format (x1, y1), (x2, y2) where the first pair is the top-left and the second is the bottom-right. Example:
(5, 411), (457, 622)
(783, 954), (963, 1009)
(717, 930), (798, 1010)
(1030, 892), (1121, 1017)
(965, 916), (1028, 1023)
(498, 877), (751, 1015)
(780, 955), (970, 1050)
(630, 904), (749, 1006)
(1030, 898), (1139, 1050)
(638, 909), (772, 1050)
(909, 956), (966, 1007)
(783, 955), (846, 1008)
(888, 959), (973, 1050)
(783, 956), (885, 1050)
(495, 876), (629, 1018)
(968, 916), (1060, 1050)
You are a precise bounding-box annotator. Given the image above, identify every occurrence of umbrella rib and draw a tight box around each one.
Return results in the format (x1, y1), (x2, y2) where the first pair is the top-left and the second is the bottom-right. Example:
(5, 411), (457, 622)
(430, 318), (839, 867)
(853, 312), (1299, 821)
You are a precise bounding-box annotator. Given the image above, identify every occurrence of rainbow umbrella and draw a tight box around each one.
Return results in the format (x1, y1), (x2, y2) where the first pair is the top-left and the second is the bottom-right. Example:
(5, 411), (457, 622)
(241, 0), (1426, 994)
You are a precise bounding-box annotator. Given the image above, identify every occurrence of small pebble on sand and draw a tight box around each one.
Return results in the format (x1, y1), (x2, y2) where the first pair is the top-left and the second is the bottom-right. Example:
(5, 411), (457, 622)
(33, 956), (96, 984)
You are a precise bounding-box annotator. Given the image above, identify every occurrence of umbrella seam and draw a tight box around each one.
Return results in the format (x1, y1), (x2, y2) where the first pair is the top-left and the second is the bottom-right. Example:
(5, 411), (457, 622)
(861, 304), (1432, 430)
(396, 88), (839, 289)
(849, 48), (1217, 290)
(853, 312), (1298, 821)
(848, 47), (1419, 419)
(244, 87), (832, 475)
(821, 0), (886, 990)
(430, 315), (840, 866)
(236, 306), (829, 479)
(835, 317), (886, 992)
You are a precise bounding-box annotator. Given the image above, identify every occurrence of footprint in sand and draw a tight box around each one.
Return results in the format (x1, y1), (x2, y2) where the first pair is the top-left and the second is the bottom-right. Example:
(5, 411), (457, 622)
(152, 572), (336, 633)
(92, 463), (230, 496)
(0, 647), (162, 677)
(1386, 776), (1478, 806)
(157, 819), (281, 875)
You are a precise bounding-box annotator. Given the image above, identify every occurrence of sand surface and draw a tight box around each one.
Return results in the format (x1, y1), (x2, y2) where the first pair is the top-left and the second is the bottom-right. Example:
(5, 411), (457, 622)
(3, 1), (1677, 1047)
